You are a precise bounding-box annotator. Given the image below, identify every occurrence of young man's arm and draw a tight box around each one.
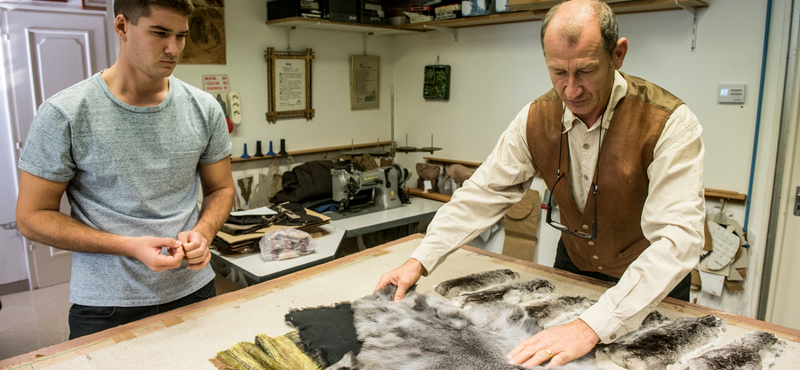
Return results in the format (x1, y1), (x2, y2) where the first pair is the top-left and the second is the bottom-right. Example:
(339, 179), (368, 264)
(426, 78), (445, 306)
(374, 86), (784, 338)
(16, 170), (185, 271)
(178, 156), (234, 270)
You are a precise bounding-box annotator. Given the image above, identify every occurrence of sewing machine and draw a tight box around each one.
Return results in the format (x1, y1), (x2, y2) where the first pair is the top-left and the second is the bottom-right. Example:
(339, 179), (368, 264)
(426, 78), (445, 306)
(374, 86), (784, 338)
(331, 164), (408, 211)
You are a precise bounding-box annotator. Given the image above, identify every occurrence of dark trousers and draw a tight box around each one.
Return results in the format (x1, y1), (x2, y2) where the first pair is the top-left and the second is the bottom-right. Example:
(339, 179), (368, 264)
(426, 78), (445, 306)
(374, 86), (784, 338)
(68, 280), (216, 340)
(554, 239), (691, 302)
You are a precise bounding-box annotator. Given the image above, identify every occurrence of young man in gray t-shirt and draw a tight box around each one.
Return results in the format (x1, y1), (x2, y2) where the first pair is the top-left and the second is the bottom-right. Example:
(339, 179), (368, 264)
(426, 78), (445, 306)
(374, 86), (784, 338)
(15, 0), (234, 339)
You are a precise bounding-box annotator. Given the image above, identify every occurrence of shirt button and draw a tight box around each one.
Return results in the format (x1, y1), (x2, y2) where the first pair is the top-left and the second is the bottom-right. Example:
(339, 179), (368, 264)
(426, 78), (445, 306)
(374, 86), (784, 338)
(610, 334), (617, 340)
(583, 143), (590, 149)
(584, 175), (589, 180)
(588, 241), (595, 246)
(592, 255), (599, 260)
(582, 224), (589, 230)
(598, 266), (604, 270)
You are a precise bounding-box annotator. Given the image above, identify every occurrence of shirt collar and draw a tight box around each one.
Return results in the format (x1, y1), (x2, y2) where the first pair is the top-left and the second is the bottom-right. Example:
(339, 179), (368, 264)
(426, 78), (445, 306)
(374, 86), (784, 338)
(563, 70), (628, 132)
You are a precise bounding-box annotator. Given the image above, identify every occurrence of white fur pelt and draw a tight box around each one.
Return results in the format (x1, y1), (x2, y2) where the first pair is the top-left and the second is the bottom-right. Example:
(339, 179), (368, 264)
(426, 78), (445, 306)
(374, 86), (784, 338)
(598, 315), (727, 370)
(684, 331), (786, 370)
(326, 285), (600, 370)
(524, 295), (597, 329)
(434, 269), (520, 299)
(452, 279), (555, 308)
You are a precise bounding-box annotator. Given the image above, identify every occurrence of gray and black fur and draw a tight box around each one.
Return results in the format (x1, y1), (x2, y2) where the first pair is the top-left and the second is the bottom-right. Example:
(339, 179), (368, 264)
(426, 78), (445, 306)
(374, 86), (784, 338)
(326, 284), (600, 370)
(685, 331), (786, 370)
(599, 315), (726, 370)
(434, 269), (520, 299)
(524, 295), (596, 328)
(452, 279), (555, 308)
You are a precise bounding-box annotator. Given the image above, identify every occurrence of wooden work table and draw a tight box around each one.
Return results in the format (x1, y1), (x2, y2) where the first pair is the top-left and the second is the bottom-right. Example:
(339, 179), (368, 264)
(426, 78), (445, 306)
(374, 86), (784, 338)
(2, 235), (799, 370)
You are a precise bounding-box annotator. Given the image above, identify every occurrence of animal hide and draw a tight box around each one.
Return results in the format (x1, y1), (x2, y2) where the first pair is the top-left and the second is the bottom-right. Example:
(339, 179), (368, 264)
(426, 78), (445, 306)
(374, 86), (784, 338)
(452, 279), (555, 308)
(524, 295), (597, 329)
(599, 315), (726, 370)
(326, 284), (600, 370)
(434, 269), (519, 299)
(685, 331), (786, 370)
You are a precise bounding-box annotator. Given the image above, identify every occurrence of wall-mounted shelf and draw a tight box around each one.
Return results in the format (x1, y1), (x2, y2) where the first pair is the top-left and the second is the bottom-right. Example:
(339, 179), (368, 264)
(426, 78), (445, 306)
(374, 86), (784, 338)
(423, 157), (482, 168)
(231, 140), (393, 164)
(266, 17), (422, 35)
(267, 0), (707, 36)
(395, 11), (542, 31)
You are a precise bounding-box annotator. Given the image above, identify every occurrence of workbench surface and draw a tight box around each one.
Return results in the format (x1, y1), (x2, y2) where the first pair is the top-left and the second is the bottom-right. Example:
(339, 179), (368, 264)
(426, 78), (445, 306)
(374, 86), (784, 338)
(2, 234), (799, 370)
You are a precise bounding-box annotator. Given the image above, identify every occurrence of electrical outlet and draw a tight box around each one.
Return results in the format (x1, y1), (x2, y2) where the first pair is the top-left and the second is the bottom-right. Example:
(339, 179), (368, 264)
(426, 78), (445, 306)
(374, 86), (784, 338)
(228, 91), (242, 124)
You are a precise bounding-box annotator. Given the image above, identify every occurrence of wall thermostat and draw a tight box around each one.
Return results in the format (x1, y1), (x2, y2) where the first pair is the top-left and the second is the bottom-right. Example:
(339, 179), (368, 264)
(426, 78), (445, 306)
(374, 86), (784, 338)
(718, 84), (746, 104)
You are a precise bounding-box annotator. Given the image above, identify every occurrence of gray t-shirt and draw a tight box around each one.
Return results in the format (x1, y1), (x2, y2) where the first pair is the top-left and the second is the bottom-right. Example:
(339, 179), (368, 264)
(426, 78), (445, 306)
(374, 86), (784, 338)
(19, 72), (232, 306)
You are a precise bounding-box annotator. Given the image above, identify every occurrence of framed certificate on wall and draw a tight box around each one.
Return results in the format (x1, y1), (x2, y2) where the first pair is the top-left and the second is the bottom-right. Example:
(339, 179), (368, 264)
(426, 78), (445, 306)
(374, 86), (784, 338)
(351, 55), (380, 111)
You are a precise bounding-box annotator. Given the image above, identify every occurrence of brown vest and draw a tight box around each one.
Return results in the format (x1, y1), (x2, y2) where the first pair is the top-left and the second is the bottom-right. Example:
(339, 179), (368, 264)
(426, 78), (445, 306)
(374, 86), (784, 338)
(527, 73), (683, 278)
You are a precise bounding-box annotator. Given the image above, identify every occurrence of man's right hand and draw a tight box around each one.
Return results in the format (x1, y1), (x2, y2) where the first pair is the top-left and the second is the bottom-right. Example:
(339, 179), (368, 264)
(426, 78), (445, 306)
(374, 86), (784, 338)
(126, 237), (186, 272)
(375, 258), (427, 301)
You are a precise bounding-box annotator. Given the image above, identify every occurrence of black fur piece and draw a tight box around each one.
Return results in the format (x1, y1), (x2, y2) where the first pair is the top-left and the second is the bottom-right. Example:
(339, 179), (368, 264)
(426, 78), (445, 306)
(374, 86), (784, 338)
(685, 331), (786, 370)
(434, 269), (520, 298)
(326, 284), (600, 370)
(452, 279), (555, 308)
(599, 315), (726, 370)
(524, 295), (596, 328)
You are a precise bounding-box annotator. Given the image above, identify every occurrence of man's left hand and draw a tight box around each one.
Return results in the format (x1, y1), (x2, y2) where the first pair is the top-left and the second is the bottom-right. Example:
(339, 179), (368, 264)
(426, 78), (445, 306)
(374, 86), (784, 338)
(507, 319), (599, 368)
(177, 230), (211, 270)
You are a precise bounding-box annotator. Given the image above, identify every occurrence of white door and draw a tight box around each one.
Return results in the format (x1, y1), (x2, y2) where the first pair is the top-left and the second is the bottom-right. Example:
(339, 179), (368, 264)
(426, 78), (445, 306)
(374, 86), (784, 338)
(765, 19), (800, 328)
(1, 4), (109, 288)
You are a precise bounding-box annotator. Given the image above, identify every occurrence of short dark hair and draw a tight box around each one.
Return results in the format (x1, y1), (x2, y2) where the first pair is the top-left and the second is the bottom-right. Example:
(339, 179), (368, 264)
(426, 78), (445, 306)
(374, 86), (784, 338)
(114, 0), (194, 25)
(540, 0), (619, 59)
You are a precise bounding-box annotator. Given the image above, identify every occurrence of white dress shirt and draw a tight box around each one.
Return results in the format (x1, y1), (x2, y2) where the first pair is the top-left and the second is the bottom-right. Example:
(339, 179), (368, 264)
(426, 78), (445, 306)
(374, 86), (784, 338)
(410, 71), (705, 343)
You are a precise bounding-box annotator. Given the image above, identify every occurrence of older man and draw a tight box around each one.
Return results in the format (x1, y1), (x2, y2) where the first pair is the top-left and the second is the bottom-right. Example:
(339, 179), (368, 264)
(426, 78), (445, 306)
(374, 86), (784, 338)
(377, 0), (704, 367)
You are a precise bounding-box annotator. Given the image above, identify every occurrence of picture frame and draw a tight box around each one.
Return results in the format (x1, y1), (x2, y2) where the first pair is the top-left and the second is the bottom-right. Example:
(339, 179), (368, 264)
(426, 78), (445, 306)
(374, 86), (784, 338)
(81, 0), (106, 11)
(350, 55), (380, 111)
(264, 47), (315, 123)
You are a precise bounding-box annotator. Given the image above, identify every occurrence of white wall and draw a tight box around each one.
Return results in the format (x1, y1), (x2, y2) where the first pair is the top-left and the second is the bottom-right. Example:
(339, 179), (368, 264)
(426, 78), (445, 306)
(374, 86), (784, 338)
(172, 0), (396, 157)
(1, 0), (787, 315)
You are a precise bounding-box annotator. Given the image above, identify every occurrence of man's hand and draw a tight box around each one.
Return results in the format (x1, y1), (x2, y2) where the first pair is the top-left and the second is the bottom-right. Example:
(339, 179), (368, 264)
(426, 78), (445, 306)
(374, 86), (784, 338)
(128, 237), (186, 272)
(507, 319), (599, 368)
(375, 258), (427, 301)
(177, 230), (212, 270)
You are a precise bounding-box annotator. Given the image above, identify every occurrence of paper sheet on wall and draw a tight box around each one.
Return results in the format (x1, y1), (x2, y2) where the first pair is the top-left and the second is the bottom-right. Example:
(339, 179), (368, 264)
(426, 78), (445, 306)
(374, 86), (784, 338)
(705, 221), (740, 270)
(699, 270), (725, 296)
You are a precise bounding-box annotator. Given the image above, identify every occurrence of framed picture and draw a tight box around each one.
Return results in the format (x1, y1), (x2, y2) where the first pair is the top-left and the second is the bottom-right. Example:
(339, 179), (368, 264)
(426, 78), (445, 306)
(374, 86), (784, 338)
(264, 47), (315, 123)
(82, 0), (106, 10)
(350, 55), (380, 111)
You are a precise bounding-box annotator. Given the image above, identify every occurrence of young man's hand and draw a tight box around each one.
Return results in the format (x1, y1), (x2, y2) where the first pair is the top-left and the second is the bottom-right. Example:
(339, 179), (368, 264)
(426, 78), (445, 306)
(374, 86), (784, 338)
(177, 230), (212, 270)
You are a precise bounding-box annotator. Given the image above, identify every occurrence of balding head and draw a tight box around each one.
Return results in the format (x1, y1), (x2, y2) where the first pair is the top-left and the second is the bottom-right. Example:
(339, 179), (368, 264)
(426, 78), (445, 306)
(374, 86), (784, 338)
(540, 0), (619, 59)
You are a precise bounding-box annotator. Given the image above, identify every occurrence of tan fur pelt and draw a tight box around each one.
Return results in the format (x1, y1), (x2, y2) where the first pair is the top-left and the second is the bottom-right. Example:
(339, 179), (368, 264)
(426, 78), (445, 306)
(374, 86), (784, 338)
(416, 162), (441, 180)
(447, 164), (476, 186)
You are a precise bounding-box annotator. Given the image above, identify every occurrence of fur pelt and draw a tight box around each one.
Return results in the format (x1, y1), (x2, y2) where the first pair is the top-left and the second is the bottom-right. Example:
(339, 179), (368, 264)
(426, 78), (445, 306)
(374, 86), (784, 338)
(446, 164), (476, 186)
(452, 279), (555, 308)
(434, 269), (520, 299)
(599, 315), (726, 370)
(685, 331), (786, 370)
(524, 295), (596, 329)
(326, 284), (600, 370)
(416, 163), (441, 181)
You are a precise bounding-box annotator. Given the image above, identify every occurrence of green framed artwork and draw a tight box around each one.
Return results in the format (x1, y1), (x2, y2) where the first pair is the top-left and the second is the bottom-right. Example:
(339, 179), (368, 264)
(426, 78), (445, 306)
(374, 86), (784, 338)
(423, 65), (450, 100)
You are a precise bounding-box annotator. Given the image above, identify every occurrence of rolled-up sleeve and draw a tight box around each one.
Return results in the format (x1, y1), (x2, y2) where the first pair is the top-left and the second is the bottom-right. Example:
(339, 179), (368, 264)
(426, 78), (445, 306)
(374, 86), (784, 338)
(411, 105), (539, 274)
(579, 104), (705, 343)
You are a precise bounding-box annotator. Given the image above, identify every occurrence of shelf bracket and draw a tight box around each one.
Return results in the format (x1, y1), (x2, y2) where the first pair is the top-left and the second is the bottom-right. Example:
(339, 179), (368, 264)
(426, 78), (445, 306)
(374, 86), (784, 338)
(675, 0), (698, 51)
(423, 24), (458, 42)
